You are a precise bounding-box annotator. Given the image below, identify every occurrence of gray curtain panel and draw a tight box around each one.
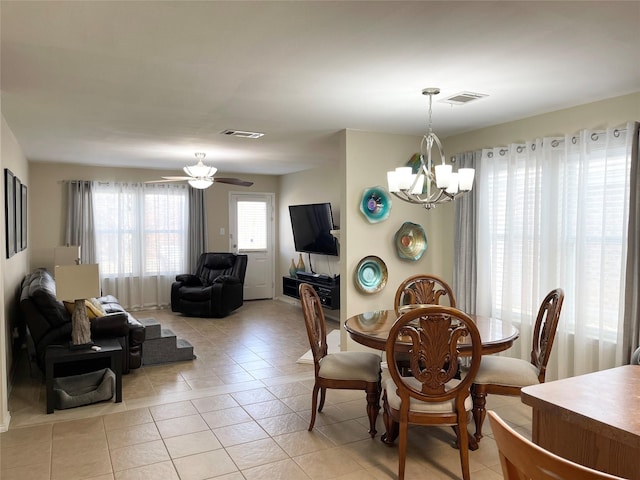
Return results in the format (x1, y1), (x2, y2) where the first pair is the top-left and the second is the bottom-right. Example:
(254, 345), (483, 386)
(453, 150), (481, 314)
(64, 180), (96, 264)
(188, 187), (208, 271)
(623, 122), (640, 363)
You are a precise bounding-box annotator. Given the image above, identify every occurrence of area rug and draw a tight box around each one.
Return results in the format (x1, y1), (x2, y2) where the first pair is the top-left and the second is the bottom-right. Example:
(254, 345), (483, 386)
(297, 329), (341, 364)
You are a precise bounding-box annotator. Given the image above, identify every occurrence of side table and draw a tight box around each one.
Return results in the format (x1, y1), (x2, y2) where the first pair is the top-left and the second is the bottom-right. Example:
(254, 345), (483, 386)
(45, 338), (123, 414)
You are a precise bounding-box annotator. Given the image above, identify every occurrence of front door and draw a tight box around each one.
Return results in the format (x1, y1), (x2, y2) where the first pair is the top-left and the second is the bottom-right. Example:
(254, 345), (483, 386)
(229, 192), (274, 300)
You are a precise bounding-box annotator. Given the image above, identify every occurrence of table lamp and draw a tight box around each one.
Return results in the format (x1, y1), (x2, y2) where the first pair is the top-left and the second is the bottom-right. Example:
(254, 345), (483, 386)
(54, 245), (81, 266)
(55, 264), (100, 347)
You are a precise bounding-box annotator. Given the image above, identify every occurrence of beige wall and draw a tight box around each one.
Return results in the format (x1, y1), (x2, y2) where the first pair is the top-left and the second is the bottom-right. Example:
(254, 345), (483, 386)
(341, 129), (454, 350)
(277, 165), (342, 289)
(445, 92), (640, 155)
(1, 115), (30, 431)
(28, 162), (278, 272)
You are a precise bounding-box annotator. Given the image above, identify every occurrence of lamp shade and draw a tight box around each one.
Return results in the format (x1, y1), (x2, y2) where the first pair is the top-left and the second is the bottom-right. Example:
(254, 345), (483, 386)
(54, 246), (81, 266)
(55, 264), (101, 301)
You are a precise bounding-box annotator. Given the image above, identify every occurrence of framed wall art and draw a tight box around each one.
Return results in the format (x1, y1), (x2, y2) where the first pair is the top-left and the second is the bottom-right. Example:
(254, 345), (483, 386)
(15, 177), (22, 252)
(5, 168), (16, 258)
(21, 183), (27, 250)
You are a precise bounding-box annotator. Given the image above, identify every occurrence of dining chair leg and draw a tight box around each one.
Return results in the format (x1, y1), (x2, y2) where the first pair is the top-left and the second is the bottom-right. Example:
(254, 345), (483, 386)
(456, 416), (472, 480)
(365, 383), (380, 438)
(397, 420), (409, 480)
(380, 390), (398, 445)
(308, 384), (320, 431)
(318, 386), (327, 412)
(470, 384), (488, 442)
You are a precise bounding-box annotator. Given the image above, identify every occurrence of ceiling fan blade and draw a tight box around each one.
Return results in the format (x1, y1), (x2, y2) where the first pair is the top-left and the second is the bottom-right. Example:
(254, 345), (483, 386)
(162, 176), (193, 181)
(144, 179), (186, 184)
(214, 177), (254, 187)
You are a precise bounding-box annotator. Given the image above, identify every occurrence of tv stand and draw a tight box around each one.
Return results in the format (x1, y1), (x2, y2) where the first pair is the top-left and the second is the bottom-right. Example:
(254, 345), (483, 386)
(282, 276), (340, 310)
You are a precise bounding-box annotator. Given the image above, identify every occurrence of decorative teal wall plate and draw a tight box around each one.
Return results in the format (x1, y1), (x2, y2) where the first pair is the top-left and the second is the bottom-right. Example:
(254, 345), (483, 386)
(394, 221), (427, 261)
(354, 255), (388, 294)
(360, 186), (391, 223)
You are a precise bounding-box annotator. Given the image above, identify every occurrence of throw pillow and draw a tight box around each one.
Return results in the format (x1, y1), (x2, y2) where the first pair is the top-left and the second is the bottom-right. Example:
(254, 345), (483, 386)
(63, 299), (105, 320)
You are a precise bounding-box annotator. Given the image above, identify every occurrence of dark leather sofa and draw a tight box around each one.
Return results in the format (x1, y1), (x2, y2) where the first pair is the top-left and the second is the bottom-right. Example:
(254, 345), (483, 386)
(20, 268), (145, 374)
(171, 252), (248, 318)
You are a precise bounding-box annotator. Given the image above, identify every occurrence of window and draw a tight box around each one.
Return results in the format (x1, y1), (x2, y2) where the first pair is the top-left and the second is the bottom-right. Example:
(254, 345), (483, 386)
(236, 200), (267, 251)
(478, 125), (633, 377)
(93, 183), (188, 277)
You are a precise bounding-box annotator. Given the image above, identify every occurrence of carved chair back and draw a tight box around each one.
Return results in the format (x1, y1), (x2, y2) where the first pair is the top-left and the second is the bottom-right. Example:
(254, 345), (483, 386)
(531, 288), (564, 382)
(394, 274), (456, 316)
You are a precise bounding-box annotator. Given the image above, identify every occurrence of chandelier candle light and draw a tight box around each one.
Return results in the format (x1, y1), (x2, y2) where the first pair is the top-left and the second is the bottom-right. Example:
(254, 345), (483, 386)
(387, 88), (475, 210)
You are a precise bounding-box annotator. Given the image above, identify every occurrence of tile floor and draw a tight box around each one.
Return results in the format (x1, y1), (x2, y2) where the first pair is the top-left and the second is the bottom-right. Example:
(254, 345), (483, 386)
(1, 299), (532, 479)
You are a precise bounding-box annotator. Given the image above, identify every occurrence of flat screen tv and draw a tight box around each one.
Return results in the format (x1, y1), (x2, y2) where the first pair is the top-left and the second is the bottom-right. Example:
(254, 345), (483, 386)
(289, 203), (339, 256)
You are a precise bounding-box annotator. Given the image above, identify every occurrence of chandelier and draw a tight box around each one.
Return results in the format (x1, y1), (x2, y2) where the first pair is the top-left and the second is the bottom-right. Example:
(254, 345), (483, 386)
(386, 88), (475, 210)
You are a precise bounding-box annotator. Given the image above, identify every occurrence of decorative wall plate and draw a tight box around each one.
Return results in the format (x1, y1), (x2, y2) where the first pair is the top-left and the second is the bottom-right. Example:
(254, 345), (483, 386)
(360, 186), (391, 223)
(394, 222), (427, 261)
(354, 255), (388, 294)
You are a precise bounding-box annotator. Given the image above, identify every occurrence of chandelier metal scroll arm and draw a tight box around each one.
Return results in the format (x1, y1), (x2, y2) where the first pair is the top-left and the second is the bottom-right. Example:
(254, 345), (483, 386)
(386, 87), (474, 210)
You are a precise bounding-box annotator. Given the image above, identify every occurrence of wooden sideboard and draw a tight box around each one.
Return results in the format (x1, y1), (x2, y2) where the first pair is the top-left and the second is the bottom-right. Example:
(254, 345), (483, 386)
(521, 365), (640, 480)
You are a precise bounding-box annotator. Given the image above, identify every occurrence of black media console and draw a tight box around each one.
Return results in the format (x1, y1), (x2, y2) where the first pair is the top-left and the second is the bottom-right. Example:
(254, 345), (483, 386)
(282, 275), (340, 310)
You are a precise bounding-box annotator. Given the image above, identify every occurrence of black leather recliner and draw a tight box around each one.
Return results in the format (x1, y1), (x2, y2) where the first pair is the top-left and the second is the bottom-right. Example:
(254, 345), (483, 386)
(171, 252), (248, 318)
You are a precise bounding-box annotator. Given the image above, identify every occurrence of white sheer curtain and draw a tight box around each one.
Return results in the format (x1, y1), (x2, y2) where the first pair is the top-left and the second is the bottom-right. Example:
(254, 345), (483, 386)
(92, 182), (189, 310)
(476, 122), (634, 380)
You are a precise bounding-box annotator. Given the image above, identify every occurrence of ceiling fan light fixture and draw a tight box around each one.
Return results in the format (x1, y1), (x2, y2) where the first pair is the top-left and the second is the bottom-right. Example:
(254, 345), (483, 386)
(183, 152), (217, 178)
(188, 178), (213, 189)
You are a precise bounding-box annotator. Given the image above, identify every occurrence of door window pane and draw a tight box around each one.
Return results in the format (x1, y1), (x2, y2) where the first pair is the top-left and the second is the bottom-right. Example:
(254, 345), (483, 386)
(237, 200), (267, 250)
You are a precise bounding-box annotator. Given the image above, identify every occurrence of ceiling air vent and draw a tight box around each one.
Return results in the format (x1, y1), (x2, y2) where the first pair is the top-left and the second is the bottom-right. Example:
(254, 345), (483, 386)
(220, 129), (264, 139)
(440, 92), (488, 105)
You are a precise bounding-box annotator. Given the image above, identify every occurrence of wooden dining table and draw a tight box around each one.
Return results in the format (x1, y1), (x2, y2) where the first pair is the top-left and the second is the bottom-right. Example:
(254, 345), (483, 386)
(345, 309), (520, 356)
(345, 308), (520, 451)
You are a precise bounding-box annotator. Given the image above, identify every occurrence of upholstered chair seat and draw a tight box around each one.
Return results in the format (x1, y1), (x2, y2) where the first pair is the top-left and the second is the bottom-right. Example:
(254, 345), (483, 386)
(318, 352), (381, 382)
(382, 377), (473, 413)
(472, 356), (540, 387)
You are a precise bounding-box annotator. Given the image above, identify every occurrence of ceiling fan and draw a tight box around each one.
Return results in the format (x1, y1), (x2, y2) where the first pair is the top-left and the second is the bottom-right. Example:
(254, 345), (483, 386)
(146, 153), (254, 189)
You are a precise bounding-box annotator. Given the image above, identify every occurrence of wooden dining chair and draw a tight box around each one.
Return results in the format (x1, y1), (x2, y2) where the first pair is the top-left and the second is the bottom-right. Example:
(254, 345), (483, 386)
(381, 305), (482, 480)
(471, 288), (564, 442)
(299, 283), (382, 437)
(488, 410), (624, 480)
(394, 273), (456, 315)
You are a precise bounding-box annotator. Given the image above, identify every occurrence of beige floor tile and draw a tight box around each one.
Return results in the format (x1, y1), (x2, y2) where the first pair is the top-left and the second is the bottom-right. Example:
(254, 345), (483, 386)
(213, 420), (270, 447)
(191, 393), (239, 413)
(226, 437), (289, 469)
(0, 423), (52, 448)
(242, 458), (310, 480)
(113, 460), (179, 480)
(317, 419), (373, 445)
(257, 412), (309, 436)
(50, 447), (112, 480)
(266, 382), (310, 399)
(155, 413), (209, 438)
(294, 446), (366, 480)
(230, 387), (277, 405)
(149, 400), (198, 421)
(1, 461), (51, 480)
(103, 408), (153, 431)
(172, 449), (238, 480)
(163, 429), (222, 458)
(110, 439), (170, 472)
(242, 399), (294, 420)
(201, 406), (253, 429)
(106, 422), (161, 449)
(273, 429), (335, 457)
(1, 440), (51, 469)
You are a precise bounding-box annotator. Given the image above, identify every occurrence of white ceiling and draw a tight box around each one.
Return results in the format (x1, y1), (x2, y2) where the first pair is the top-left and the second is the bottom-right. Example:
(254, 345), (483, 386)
(1, 1), (639, 176)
